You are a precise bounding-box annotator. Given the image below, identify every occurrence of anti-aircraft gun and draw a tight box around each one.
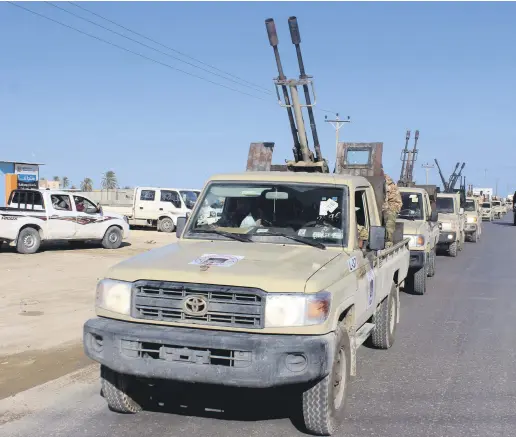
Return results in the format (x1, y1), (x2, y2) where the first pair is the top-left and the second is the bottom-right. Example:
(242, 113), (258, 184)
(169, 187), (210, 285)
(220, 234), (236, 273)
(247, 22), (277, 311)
(246, 17), (329, 174)
(398, 129), (419, 187)
(434, 159), (467, 207)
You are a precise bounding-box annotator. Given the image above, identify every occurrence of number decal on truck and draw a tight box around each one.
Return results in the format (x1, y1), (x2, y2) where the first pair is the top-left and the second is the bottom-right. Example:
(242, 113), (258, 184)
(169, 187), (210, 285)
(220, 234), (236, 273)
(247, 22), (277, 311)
(348, 256), (358, 272)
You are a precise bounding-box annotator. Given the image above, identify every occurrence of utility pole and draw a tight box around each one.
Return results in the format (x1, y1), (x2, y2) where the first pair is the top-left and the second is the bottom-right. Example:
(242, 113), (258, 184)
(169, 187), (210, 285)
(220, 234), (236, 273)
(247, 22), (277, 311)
(421, 162), (434, 185)
(325, 113), (351, 172)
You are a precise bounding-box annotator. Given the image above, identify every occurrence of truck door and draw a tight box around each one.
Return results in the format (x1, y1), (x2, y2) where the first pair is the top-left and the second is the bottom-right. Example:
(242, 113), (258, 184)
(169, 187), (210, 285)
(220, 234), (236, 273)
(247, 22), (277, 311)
(158, 189), (183, 220)
(134, 188), (158, 220)
(47, 194), (77, 238)
(352, 188), (377, 327)
(73, 195), (104, 239)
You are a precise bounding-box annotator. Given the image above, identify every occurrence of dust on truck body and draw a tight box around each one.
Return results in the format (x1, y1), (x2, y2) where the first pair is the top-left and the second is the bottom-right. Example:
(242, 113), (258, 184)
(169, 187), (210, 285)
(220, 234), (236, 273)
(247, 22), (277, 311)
(83, 16), (410, 436)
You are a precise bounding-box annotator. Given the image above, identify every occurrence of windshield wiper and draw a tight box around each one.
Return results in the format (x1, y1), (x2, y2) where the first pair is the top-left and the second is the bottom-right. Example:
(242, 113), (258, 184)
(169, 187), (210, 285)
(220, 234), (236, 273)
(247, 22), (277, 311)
(193, 229), (253, 243)
(398, 215), (417, 221)
(264, 232), (326, 250)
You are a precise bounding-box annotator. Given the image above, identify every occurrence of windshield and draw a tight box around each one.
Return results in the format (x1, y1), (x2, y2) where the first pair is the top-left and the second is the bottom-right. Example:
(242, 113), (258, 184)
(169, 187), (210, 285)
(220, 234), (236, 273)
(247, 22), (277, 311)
(436, 197), (455, 214)
(187, 182), (347, 246)
(482, 203), (491, 208)
(179, 190), (198, 209)
(493, 201), (500, 206)
(399, 192), (424, 220)
(465, 200), (476, 212)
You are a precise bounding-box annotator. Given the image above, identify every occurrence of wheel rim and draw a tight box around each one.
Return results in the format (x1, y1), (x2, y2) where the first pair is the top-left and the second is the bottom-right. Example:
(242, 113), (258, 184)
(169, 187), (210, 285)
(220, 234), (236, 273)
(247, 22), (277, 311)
(162, 220), (172, 231)
(389, 294), (396, 334)
(24, 234), (35, 248)
(108, 232), (119, 243)
(333, 348), (346, 410)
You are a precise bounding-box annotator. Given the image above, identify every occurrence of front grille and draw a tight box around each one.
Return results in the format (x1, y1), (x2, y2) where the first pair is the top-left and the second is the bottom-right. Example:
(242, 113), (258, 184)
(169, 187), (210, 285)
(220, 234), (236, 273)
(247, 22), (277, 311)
(120, 339), (252, 368)
(132, 281), (265, 328)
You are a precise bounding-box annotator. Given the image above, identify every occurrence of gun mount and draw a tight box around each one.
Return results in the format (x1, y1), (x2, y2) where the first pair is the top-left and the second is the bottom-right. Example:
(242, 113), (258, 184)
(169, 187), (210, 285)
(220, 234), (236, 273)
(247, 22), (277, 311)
(434, 159), (467, 206)
(398, 130), (420, 187)
(246, 17), (329, 174)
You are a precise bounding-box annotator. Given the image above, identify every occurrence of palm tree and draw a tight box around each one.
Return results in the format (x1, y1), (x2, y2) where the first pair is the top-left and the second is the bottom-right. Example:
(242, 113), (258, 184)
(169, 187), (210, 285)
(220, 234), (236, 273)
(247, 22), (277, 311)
(62, 176), (70, 189)
(101, 171), (118, 190)
(81, 178), (93, 192)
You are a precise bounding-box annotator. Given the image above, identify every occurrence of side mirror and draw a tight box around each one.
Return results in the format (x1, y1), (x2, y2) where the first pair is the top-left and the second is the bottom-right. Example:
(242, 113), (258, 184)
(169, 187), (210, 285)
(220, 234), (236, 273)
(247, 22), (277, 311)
(368, 226), (386, 251)
(176, 216), (187, 238)
(430, 210), (439, 222)
(97, 204), (103, 215)
(459, 208), (464, 214)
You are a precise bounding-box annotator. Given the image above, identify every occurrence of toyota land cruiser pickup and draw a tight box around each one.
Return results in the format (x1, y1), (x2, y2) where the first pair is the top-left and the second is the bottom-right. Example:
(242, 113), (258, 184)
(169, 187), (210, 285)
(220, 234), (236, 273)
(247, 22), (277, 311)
(397, 187), (439, 295)
(84, 171), (410, 435)
(436, 192), (465, 257)
(464, 197), (482, 242)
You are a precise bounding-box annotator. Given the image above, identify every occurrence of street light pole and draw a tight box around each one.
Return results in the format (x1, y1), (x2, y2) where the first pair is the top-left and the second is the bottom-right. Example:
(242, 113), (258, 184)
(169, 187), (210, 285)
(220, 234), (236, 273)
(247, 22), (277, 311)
(325, 113), (351, 172)
(421, 162), (435, 185)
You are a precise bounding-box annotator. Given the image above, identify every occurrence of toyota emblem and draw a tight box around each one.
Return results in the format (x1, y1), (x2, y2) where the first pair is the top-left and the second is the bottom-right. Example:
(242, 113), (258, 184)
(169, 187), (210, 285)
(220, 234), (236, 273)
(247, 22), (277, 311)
(183, 295), (208, 317)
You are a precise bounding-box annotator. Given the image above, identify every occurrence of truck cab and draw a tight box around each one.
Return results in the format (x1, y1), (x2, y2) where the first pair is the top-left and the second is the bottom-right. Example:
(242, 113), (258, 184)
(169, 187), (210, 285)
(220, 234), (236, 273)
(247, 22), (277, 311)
(436, 192), (465, 257)
(481, 200), (494, 221)
(464, 196), (482, 242)
(397, 187), (440, 295)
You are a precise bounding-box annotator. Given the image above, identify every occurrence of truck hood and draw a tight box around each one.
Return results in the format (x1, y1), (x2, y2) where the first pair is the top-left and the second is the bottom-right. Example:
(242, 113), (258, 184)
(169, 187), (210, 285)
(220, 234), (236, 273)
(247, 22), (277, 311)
(437, 213), (458, 223)
(107, 240), (342, 293)
(397, 219), (426, 235)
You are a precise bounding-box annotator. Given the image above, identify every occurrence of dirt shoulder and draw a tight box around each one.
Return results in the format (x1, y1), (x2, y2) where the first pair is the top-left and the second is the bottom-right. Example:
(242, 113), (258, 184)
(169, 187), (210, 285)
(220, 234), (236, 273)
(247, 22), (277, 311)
(0, 230), (175, 399)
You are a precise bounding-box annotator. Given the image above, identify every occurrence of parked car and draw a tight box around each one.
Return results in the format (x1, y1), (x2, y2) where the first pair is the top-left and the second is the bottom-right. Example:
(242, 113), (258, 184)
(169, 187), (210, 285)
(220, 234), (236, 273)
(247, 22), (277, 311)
(103, 187), (200, 232)
(0, 189), (129, 254)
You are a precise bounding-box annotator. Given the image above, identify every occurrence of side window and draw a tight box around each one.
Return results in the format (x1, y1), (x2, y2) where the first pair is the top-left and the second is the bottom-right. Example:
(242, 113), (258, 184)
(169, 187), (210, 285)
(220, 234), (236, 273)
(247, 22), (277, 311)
(74, 196), (98, 214)
(140, 190), (156, 201)
(160, 190), (181, 208)
(354, 189), (370, 246)
(51, 195), (72, 211)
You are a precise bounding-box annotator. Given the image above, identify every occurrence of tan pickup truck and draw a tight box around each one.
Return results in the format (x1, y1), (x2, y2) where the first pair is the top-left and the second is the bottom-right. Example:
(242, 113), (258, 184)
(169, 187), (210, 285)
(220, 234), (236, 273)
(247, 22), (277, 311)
(397, 187), (440, 295)
(464, 196), (482, 242)
(436, 192), (465, 257)
(84, 171), (410, 435)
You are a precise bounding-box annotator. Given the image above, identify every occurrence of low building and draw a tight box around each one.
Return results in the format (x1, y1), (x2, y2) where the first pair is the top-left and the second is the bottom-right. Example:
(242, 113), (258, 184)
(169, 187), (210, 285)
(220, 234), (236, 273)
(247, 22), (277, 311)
(0, 160), (44, 206)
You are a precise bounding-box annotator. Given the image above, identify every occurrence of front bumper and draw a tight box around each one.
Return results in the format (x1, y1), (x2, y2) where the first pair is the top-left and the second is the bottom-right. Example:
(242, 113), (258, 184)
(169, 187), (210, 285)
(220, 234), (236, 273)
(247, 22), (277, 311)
(84, 318), (334, 388)
(438, 231), (457, 244)
(409, 250), (426, 269)
(464, 223), (478, 234)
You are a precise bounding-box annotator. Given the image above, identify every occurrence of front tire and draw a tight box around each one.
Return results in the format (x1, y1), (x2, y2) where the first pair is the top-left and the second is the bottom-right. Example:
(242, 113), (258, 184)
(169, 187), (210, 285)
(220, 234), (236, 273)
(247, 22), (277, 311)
(427, 249), (436, 277)
(100, 366), (142, 414)
(158, 217), (175, 233)
(301, 324), (350, 435)
(448, 241), (458, 257)
(16, 227), (41, 254)
(408, 266), (426, 295)
(371, 283), (398, 348)
(102, 226), (123, 249)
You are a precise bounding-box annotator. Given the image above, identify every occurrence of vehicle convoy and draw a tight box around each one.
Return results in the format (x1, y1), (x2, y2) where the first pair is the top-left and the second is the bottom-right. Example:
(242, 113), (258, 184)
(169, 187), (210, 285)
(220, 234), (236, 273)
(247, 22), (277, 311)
(0, 189), (129, 254)
(481, 200), (494, 221)
(83, 17), (410, 436)
(102, 187), (200, 233)
(397, 187), (439, 295)
(464, 196), (482, 242)
(436, 192), (465, 257)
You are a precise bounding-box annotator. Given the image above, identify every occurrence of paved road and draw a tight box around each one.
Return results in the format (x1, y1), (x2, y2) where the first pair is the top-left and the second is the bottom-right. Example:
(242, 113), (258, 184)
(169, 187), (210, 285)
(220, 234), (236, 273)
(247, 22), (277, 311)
(2, 216), (516, 437)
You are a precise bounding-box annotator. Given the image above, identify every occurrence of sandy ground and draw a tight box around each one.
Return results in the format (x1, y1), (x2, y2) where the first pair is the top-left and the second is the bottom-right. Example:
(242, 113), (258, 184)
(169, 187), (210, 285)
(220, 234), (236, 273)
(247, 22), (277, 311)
(0, 230), (176, 399)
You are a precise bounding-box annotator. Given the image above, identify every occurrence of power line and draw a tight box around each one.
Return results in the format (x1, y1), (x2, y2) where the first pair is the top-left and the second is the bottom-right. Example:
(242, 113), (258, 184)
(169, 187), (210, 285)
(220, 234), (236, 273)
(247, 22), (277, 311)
(67, 1), (273, 95)
(6, 2), (267, 101)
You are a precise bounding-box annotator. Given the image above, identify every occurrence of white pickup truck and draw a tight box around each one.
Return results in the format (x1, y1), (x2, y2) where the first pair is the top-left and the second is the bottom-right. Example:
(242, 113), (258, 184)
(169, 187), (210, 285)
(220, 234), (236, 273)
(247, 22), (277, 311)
(103, 187), (200, 233)
(0, 189), (130, 254)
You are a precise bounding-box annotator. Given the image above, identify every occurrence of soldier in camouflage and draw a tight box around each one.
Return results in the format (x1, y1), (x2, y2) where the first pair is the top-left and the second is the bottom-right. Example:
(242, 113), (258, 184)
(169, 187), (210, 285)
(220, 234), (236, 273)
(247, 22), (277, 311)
(382, 174), (402, 247)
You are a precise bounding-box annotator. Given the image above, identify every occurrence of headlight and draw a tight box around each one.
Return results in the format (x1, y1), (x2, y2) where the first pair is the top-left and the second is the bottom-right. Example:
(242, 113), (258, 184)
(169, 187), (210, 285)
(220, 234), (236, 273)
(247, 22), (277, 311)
(95, 279), (132, 315)
(265, 291), (331, 328)
(405, 234), (425, 247)
(467, 216), (477, 223)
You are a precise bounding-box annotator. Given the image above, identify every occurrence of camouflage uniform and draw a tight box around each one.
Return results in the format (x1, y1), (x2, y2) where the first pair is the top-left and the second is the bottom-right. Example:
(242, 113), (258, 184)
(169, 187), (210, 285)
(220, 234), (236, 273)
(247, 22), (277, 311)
(382, 174), (402, 247)
(357, 224), (369, 241)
